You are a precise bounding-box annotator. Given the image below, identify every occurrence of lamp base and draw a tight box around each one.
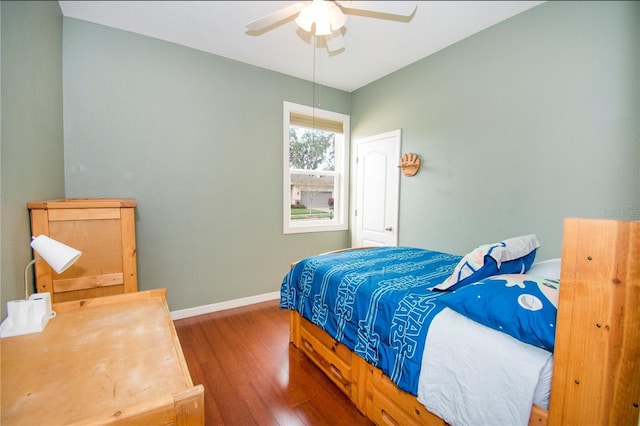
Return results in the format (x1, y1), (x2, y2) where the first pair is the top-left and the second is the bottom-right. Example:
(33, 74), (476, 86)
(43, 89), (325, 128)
(0, 292), (55, 338)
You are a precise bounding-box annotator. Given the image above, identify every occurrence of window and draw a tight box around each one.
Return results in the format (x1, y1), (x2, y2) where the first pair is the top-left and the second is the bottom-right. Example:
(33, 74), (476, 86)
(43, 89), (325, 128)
(283, 101), (350, 234)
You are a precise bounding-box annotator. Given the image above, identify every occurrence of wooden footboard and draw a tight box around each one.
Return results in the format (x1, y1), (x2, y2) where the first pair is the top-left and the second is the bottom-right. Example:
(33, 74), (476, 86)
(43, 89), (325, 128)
(549, 218), (640, 425)
(290, 311), (546, 426)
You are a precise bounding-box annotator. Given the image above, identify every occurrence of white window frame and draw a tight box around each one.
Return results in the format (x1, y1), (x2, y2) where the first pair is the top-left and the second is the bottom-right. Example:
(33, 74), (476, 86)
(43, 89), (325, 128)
(283, 101), (350, 234)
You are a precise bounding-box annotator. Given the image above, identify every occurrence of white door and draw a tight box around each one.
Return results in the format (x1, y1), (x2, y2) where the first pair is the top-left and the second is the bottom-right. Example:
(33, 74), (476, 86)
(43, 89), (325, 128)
(352, 129), (401, 247)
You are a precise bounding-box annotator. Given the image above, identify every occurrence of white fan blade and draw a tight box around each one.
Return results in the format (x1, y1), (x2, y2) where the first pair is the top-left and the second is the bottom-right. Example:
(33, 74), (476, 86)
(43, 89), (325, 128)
(325, 30), (345, 53)
(245, 2), (307, 32)
(336, 1), (416, 17)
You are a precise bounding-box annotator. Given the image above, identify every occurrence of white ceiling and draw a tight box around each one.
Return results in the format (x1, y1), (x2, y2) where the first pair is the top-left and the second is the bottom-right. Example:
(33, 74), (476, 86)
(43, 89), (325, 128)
(58, 1), (545, 92)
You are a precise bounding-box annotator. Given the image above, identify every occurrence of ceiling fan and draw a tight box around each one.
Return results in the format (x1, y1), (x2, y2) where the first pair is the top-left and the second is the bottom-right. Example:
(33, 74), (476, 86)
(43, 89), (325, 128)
(245, 0), (417, 53)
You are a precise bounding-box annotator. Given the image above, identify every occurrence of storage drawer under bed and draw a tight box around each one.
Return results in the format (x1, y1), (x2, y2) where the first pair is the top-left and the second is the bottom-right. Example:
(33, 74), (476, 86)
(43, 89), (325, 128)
(293, 313), (448, 426)
(298, 317), (354, 398)
(369, 367), (445, 426)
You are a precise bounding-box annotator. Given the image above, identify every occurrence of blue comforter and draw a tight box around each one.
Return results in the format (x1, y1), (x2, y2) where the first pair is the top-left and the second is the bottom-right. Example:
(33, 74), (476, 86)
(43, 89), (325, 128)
(280, 246), (462, 395)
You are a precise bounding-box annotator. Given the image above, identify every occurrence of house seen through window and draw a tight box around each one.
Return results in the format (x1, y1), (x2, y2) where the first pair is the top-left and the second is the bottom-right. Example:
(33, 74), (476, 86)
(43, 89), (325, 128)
(283, 102), (349, 234)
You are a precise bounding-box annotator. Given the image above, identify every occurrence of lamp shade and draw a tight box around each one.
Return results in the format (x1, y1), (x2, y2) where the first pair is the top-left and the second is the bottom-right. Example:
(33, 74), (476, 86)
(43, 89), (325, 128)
(294, 6), (313, 32)
(326, 2), (346, 31)
(30, 235), (82, 274)
(294, 0), (346, 36)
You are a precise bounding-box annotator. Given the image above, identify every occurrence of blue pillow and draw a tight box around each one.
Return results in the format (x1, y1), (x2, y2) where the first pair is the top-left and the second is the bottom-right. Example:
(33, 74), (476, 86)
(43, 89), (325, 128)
(433, 234), (540, 292)
(438, 274), (559, 352)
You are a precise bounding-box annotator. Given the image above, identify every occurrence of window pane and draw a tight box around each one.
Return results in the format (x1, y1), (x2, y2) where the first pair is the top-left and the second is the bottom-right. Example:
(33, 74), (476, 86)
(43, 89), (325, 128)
(289, 127), (335, 171)
(290, 173), (336, 222)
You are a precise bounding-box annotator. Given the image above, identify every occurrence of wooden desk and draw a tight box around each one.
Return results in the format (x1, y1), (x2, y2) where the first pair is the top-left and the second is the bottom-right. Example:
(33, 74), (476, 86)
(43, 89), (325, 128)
(1, 289), (204, 425)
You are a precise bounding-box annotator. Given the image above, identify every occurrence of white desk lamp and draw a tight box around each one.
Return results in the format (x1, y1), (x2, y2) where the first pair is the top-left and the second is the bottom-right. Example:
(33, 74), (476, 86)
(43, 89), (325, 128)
(0, 235), (82, 338)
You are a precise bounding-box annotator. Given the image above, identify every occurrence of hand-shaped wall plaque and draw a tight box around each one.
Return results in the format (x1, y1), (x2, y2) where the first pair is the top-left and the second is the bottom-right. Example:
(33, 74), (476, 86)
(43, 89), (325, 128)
(398, 153), (421, 177)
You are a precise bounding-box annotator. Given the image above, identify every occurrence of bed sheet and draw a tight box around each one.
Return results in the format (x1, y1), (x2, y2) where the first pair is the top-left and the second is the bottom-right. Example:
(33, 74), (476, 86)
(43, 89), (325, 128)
(418, 307), (553, 426)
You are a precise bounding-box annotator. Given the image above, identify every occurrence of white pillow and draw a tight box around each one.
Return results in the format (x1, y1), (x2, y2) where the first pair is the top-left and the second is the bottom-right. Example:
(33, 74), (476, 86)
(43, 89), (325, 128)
(433, 234), (541, 292)
(488, 234), (541, 267)
(527, 258), (561, 281)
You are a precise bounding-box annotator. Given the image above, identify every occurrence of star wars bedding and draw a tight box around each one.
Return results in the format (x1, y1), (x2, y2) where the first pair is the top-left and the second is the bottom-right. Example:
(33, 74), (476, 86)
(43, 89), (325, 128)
(280, 246), (461, 394)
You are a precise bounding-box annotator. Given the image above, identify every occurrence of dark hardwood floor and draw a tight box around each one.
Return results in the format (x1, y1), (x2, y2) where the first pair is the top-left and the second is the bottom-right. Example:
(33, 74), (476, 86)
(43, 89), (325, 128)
(174, 300), (374, 426)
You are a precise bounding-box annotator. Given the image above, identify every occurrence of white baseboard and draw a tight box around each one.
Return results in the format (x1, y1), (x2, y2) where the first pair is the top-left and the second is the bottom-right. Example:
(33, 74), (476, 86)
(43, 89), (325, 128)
(170, 291), (280, 320)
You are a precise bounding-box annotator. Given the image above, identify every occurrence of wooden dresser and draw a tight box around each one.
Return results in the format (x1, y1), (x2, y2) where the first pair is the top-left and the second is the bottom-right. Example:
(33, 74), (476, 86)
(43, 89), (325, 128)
(28, 198), (138, 303)
(1, 289), (204, 425)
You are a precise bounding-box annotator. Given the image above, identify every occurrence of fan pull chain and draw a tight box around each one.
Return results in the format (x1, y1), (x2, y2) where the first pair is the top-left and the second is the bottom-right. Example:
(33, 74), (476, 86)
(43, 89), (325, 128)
(312, 34), (316, 143)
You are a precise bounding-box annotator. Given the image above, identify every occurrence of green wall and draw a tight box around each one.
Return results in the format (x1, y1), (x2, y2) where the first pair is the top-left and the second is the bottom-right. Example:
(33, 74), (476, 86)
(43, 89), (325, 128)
(62, 18), (351, 311)
(351, 1), (640, 260)
(2, 1), (638, 315)
(0, 1), (64, 318)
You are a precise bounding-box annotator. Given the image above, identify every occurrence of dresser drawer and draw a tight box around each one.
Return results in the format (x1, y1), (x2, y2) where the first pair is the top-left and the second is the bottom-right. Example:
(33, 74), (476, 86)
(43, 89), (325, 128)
(299, 318), (353, 398)
(370, 368), (444, 426)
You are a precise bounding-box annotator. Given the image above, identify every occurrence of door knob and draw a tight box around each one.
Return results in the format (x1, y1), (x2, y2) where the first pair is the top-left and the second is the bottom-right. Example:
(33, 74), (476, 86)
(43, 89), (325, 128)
(385, 226), (393, 232)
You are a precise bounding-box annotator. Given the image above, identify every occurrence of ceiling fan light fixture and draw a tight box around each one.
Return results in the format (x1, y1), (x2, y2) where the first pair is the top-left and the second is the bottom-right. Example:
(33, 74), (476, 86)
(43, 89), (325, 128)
(315, 16), (332, 36)
(247, 0), (418, 53)
(327, 3), (347, 31)
(294, 6), (314, 32)
(295, 0), (345, 36)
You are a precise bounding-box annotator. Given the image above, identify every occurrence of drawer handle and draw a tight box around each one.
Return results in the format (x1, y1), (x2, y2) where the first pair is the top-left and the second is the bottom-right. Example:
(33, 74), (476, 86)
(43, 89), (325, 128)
(330, 364), (351, 390)
(329, 364), (344, 380)
(380, 410), (400, 426)
(302, 337), (314, 353)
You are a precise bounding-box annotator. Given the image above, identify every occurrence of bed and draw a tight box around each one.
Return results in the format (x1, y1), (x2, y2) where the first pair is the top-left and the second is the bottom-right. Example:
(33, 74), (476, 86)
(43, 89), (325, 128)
(280, 218), (640, 426)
